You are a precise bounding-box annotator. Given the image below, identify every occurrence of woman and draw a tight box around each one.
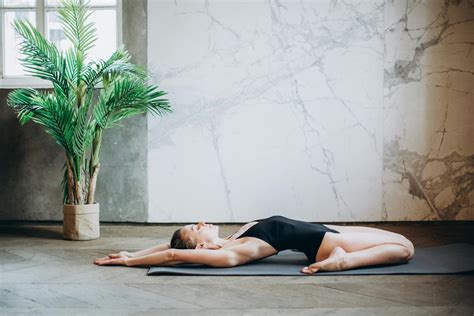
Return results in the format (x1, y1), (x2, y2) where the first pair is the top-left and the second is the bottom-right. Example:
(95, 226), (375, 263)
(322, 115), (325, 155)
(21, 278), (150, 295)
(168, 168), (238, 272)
(94, 215), (415, 274)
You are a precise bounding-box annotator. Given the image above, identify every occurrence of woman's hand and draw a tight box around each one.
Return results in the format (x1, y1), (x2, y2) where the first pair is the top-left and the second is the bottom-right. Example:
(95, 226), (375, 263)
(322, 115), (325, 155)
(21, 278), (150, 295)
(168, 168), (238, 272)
(94, 251), (134, 266)
(106, 251), (134, 259)
(94, 256), (128, 266)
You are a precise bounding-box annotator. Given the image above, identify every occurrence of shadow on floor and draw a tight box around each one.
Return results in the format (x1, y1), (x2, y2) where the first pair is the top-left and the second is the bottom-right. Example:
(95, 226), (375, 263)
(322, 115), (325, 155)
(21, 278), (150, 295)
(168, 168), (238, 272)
(0, 226), (64, 240)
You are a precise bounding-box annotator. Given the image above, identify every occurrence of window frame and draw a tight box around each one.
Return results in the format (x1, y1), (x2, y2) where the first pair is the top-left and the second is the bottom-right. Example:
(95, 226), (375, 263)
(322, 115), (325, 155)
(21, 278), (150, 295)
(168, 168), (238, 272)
(0, 0), (122, 89)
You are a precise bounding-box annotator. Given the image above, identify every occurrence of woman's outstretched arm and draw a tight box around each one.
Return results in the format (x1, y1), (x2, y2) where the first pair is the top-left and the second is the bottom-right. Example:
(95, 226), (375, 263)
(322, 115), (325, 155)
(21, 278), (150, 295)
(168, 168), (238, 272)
(127, 248), (239, 267)
(130, 242), (170, 257)
(95, 247), (252, 268)
(105, 242), (170, 259)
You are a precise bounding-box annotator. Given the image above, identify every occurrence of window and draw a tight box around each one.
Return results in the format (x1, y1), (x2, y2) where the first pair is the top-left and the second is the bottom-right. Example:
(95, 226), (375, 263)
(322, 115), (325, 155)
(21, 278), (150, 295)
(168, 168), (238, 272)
(0, 0), (121, 88)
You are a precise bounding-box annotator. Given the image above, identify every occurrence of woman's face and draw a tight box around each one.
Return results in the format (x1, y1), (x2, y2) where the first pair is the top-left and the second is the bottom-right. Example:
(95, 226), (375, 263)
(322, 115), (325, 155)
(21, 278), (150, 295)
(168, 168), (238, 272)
(182, 221), (219, 246)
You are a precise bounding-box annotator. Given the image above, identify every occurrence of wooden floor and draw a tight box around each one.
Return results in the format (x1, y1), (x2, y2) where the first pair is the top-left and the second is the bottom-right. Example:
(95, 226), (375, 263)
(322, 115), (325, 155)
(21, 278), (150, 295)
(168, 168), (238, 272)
(1, 222), (473, 315)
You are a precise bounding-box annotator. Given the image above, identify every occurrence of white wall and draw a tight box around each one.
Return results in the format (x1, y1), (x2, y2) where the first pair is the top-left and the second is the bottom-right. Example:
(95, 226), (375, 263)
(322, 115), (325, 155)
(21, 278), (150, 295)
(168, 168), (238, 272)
(147, 0), (474, 222)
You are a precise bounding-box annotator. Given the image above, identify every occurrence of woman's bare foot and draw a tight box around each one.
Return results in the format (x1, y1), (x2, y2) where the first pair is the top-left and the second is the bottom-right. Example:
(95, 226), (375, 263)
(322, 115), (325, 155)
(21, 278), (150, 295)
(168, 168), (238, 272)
(301, 246), (348, 274)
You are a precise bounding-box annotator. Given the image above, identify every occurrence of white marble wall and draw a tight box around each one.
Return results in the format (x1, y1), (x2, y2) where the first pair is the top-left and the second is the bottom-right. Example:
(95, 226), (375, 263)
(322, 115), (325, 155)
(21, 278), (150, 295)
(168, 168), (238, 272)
(147, 0), (473, 222)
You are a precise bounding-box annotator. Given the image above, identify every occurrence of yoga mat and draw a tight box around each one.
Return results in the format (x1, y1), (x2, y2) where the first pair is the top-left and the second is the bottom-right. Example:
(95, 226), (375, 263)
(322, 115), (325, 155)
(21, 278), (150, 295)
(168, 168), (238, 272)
(147, 243), (474, 276)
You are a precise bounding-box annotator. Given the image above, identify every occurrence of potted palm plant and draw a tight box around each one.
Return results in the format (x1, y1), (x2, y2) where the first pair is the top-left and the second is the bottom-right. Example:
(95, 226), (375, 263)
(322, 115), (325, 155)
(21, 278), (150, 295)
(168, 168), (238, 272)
(7, 0), (171, 240)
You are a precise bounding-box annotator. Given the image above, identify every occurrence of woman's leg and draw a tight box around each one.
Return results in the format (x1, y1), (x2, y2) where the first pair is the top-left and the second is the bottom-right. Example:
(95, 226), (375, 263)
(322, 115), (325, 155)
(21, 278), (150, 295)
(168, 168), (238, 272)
(343, 243), (412, 268)
(336, 231), (414, 254)
(316, 228), (415, 261)
(302, 243), (412, 274)
(306, 230), (415, 273)
(325, 224), (408, 240)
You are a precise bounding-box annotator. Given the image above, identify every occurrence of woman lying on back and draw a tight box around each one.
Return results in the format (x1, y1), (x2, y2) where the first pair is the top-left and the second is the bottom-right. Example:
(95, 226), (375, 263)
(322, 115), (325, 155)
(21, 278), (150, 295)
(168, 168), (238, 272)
(94, 215), (414, 274)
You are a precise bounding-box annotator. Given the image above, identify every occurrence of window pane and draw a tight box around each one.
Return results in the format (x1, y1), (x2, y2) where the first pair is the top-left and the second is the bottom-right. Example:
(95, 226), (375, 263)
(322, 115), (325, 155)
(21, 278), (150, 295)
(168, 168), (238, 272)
(46, 11), (73, 51)
(3, 0), (35, 7)
(87, 9), (116, 60)
(46, 0), (61, 6)
(4, 11), (36, 76)
(46, 9), (116, 61)
(88, 0), (116, 5)
(47, 0), (116, 6)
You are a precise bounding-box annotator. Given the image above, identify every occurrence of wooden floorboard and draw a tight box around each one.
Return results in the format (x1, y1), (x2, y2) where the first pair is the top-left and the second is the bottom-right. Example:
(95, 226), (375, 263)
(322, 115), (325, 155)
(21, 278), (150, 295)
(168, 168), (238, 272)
(0, 222), (473, 315)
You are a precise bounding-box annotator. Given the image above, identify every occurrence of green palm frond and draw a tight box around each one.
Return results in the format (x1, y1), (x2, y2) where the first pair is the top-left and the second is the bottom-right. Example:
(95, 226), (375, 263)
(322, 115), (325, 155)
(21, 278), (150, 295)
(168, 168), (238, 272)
(61, 161), (69, 204)
(82, 44), (147, 90)
(93, 78), (171, 129)
(142, 85), (172, 116)
(72, 104), (89, 157)
(109, 86), (171, 126)
(36, 94), (75, 154)
(57, 0), (97, 58)
(7, 88), (41, 125)
(93, 78), (141, 128)
(9, 90), (75, 154)
(12, 19), (70, 94)
(64, 47), (79, 87)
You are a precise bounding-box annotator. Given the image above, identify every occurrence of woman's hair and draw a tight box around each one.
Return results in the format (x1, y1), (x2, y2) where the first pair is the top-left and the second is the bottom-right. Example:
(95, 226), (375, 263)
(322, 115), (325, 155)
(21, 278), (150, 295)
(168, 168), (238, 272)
(170, 228), (197, 249)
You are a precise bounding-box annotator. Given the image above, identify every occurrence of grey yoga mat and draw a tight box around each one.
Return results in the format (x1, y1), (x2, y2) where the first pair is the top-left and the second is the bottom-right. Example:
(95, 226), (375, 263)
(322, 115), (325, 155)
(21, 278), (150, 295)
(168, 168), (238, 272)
(147, 243), (474, 276)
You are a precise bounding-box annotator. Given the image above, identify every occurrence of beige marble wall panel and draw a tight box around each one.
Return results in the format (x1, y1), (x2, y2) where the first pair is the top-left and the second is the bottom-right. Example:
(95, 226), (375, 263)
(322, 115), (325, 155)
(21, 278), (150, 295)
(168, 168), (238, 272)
(382, 0), (474, 220)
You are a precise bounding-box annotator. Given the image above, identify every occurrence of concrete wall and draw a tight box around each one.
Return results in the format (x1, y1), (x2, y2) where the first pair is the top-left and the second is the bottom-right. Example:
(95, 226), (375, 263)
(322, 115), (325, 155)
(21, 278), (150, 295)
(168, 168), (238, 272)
(0, 0), (148, 221)
(0, 92), (64, 220)
(147, 0), (474, 222)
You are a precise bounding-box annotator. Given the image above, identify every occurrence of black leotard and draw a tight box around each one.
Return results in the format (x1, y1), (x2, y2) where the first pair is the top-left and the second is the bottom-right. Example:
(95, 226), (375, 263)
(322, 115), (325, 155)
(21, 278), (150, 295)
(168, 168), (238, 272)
(235, 215), (340, 263)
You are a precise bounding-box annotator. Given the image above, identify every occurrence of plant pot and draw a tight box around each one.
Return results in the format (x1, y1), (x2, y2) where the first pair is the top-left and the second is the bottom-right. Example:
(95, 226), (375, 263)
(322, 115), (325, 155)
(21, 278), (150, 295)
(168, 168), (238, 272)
(63, 203), (100, 240)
